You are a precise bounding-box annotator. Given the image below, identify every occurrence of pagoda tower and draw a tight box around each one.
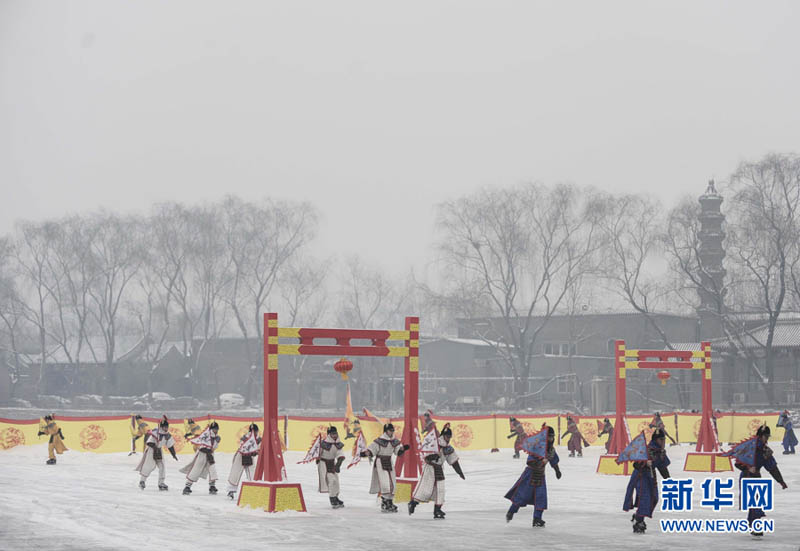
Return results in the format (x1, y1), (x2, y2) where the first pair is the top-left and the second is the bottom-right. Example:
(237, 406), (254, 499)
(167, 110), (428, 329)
(697, 179), (726, 339)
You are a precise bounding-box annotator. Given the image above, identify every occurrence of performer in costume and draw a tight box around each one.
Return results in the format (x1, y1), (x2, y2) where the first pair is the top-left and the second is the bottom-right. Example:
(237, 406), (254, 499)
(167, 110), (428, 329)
(422, 411), (437, 435)
(734, 425), (788, 536)
(38, 414), (67, 465)
(560, 415), (589, 457)
(226, 423), (260, 499)
(134, 415), (178, 490)
(623, 429), (671, 533)
(598, 418), (614, 453)
(648, 412), (677, 445)
(508, 417), (526, 459)
(184, 418), (203, 451)
(181, 421), (221, 495)
(777, 410), (797, 454)
(360, 423), (410, 512)
(504, 426), (561, 527)
(408, 423), (465, 519)
(129, 415), (148, 456)
(317, 426), (346, 508)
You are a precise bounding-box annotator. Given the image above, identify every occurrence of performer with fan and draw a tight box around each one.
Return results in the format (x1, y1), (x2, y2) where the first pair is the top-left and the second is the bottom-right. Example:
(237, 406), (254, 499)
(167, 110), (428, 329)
(134, 415), (178, 490)
(226, 423), (260, 499)
(181, 421), (221, 495)
(777, 410), (797, 454)
(38, 414), (67, 465)
(408, 423), (465, 519)
(622, 429), (671, 533)
(508, 417), (526, 459)
(359, 423), (410, 512)
(598, 418), (613, 453)
(648, 412), (677, 445)
(128, 414), (148, 456)
(504, 426), (561, 528)
(317, 426), (346, 509)
(560, 415), (589, 457)
(730, 425), (788, 536)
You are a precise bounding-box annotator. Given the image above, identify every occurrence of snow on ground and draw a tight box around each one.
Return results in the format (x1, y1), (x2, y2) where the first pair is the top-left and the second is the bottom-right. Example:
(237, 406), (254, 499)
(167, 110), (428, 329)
(1, 444), (798, 551)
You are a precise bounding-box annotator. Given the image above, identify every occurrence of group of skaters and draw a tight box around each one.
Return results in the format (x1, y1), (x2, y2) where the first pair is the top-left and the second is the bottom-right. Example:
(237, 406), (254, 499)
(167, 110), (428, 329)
(34, 408), (797, 534)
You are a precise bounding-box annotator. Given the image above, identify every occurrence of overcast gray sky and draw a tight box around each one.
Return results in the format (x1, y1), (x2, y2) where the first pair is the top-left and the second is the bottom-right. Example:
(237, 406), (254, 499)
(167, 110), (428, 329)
(2, 1), (799, 273)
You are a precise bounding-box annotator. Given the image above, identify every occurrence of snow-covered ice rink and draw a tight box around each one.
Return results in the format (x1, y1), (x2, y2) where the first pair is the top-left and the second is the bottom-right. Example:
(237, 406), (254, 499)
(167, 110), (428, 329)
(1, 444), (798, 551)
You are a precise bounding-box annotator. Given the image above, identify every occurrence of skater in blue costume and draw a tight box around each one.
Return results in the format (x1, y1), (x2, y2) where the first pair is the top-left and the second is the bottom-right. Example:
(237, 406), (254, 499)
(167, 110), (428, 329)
(622, 429), (671, 534)
(777, 410), (797, 454)
(504, 426), (561, 528)
(732, 425), (788, 537)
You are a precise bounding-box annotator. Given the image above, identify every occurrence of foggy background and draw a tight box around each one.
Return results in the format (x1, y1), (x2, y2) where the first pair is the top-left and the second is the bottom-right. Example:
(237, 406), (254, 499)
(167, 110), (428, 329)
(2, 1), (800, 416)
(3, 1), (799, 272)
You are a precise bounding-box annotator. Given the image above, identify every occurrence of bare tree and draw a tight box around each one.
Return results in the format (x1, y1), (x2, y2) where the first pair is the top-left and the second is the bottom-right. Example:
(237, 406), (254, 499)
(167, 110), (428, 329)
(0, 237), (27, 399)
(724, 153), (800, 405)
(85, 213), (144, 396)
(436, 183), (603, 406)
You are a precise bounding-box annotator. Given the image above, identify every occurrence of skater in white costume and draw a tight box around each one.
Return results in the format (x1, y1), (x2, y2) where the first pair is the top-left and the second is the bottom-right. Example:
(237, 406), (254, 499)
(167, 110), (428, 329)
(226, 423), (260, 499)
(360, 423), (410, 512)
(317, 426), (346, 508)
(408, 423), (465, 519)
(181, 421), (221, 495)
(134, 416), (178, 491)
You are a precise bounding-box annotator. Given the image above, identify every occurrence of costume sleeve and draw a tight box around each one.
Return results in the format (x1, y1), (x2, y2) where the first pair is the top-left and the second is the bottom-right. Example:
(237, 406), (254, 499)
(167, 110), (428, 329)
(442, 445), (459, 465)
(366, 440), (379, 456)
(549, 450), (560, 468)
(166, 435), (176, 448)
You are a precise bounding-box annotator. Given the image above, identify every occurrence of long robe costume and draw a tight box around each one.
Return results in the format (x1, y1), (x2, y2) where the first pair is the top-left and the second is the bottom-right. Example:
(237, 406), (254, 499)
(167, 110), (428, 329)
(317, 436), (345, 497)
(180, 427), (220, 487)
(367, 432), (405, 499)
(505, 447), (560, 520)
(735, 439), (787, 527)
(39, 419), (67, 461)
(412, 435), (461, 506)
(227, 430), (260, 494)
(777, 412), (797, 454)
(623, 438), (670, 519)
(134, 428), (177, 485)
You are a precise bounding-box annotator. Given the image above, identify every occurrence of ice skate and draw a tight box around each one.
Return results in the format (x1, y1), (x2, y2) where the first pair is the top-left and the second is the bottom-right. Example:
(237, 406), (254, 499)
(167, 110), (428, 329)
(633, 520), (647, 533)
(334, 497), (345, 508)
(433, 505), (445, 519)
(577, 451), (582, 457)
(569, 451), (575, 457)
(532, 518), (545, 528)
(227, 490), (236, 500)
(46, 458), (56, 465)
(506, 511), (514, 523)
(182, 485), (192, 495)
(408, 499), (418, 515)
(128, 451), (137, 456)
(209, 484), (218, 494)
(139, 480), (146, 490)
(158, 483), (168, 491)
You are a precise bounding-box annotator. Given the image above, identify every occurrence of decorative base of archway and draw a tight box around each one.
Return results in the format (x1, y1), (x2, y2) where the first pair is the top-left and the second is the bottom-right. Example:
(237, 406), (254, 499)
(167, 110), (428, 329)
(683, 452), (732, 473)
(394, 478), (418, 503)
(237, 481), (307, 512)
(596, 454), (633, 475)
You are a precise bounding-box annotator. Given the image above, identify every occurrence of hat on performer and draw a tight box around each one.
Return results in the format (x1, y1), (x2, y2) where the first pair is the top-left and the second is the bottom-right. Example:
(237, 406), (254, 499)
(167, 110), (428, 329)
(383, 423), (395, 433)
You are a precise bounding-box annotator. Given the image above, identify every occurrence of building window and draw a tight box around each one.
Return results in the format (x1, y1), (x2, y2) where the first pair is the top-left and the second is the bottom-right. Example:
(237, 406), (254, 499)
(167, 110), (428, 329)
(543, 342), (577, 356)
(557, 374), (577, 394)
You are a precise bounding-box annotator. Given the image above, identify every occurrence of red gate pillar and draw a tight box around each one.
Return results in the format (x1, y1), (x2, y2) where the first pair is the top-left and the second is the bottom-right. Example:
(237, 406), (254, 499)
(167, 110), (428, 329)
(394, 316), (421, 501)
(685, 342), (729, 472)
(608, 340), (630, 454)
(242, 313), (306, 512)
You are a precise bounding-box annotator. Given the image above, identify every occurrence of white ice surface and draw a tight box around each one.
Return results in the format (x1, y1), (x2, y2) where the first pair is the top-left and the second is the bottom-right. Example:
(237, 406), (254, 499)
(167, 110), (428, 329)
(1, 444), (798, 551)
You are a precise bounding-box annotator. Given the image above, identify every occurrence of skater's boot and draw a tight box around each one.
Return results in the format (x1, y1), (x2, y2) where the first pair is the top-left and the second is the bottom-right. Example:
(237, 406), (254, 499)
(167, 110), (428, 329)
(209, 484), (218, 495)
(227, 490), (236, 500)
(433, 505), (446, 519)
(139, 480), (146, 490)
(569, 451), (575, 457)
(408, 499), (418, 515)
(128, 451), (137, 456)
(577, 451), (583, 457)
(513, 451), (520, 459)
(532, 518), (546, 528)
(783, 450), (792, 455)
(388, 499), (398, 513)
(329, 497), (339, 509)
(335, 497), (345, 508)
(381, 497), (390, 512)
(182, 485), (192, 495)
(158, 483), (168, 491)
(633, 519), (647, 533)
(46, 458), (56, 465)
(506, 508), (516, 523)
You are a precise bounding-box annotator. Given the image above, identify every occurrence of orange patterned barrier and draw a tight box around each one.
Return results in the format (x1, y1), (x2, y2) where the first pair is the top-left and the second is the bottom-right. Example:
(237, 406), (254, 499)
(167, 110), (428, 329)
(0, 411), (781, 455)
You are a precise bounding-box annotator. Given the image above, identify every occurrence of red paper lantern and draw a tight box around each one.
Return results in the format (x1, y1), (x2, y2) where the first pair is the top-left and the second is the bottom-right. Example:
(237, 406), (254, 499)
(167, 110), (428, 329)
(657, 370), (670, 386)
(334, 358), (353, 381)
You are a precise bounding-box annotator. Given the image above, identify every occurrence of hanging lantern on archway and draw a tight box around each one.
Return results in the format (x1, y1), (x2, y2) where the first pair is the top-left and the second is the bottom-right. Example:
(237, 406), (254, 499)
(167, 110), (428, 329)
(657, 370), (670, 386)
(334, 358), (353, 381)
